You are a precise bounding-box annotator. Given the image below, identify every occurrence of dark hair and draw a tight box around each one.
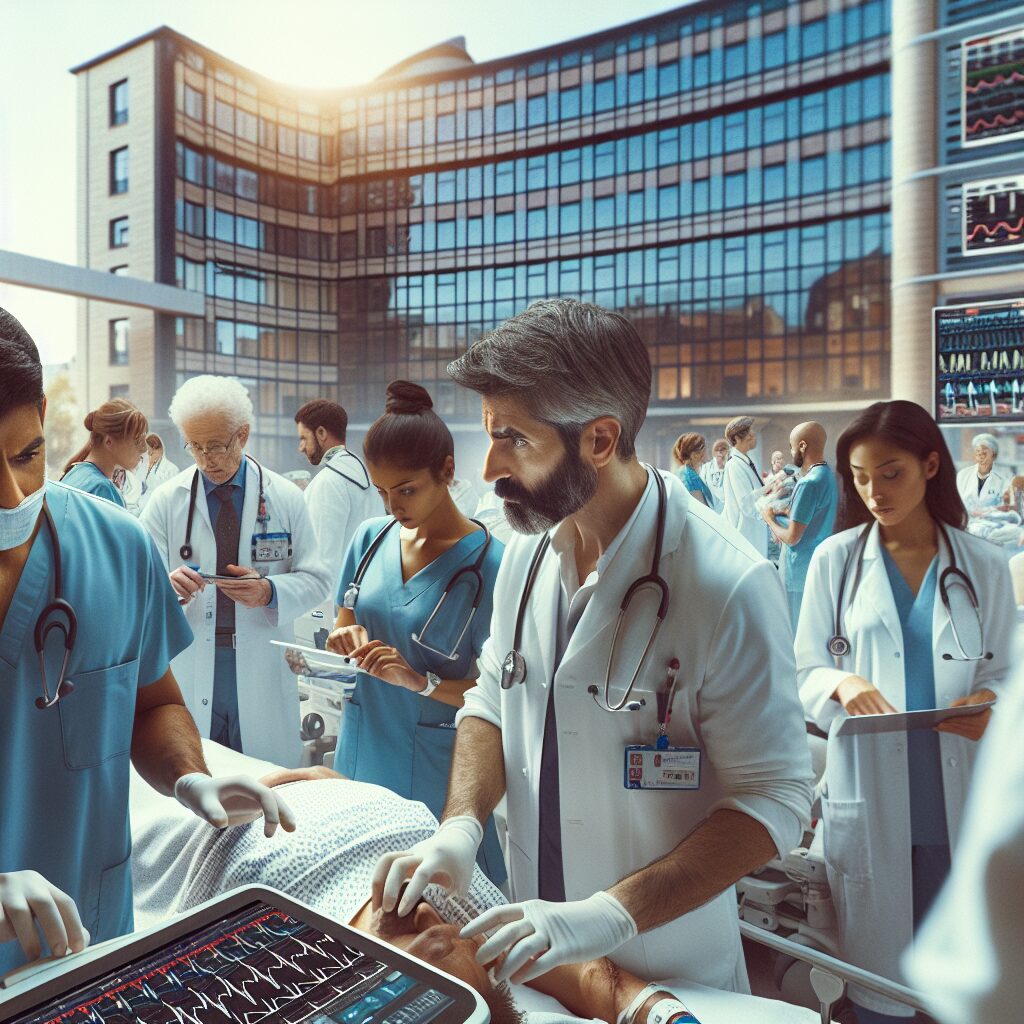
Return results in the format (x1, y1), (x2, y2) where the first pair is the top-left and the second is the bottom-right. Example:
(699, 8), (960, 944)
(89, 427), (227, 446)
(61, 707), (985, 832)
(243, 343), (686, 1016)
(0, 307), (44, 419)
(63, 398), (148, 474)
(363, 380), (453, 477)
(673, 432), (705, 466)
(482, 982), (524, 1024)
(834, 400), (966, 533)
(447, 298), (651, 460)
(295, 398), (348, 443)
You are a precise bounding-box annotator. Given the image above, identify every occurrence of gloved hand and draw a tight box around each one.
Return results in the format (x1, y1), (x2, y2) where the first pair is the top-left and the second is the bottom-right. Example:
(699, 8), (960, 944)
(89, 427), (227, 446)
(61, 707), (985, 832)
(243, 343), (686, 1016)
(0, 871), (90, 963)
(174, 774), (297, 837)
(462, 891), (637, 984)
(372, 816), (483, 916)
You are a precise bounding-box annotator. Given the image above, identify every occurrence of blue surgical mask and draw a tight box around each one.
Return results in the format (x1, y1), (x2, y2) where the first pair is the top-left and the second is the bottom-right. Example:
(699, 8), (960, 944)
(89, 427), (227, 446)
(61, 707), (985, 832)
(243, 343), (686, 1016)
(0, 485), (45, 551)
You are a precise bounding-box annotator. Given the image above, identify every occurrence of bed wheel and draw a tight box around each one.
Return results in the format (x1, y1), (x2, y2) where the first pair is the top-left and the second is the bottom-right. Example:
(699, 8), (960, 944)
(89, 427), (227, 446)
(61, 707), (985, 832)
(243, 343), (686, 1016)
(301, 712), (325, 740)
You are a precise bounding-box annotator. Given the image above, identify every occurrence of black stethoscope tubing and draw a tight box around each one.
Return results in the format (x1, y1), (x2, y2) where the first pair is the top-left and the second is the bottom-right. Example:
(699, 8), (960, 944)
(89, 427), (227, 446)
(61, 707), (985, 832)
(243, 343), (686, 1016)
(179, 455), (266, 561)
(828, 520), (991, 662)
(34, 503), (78, 709)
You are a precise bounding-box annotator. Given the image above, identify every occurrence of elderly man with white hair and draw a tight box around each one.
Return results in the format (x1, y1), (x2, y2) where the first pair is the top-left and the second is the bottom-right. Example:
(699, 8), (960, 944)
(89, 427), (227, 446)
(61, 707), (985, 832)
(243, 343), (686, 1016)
(956, 432), (1011, 518)
(141, 376), (331, 766)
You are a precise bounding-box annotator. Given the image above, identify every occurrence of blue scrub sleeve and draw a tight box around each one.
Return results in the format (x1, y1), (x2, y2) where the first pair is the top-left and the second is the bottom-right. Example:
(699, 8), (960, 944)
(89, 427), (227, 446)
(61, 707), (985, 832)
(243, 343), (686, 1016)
(335, 518), (385, 608)
(788, 474), (822, 527)
(138, 532), (195, 687)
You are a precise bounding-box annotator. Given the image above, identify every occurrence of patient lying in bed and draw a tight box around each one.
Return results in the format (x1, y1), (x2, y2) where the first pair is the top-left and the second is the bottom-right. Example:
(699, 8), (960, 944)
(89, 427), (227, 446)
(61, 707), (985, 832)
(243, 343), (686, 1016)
(129, 750), (815, 1024)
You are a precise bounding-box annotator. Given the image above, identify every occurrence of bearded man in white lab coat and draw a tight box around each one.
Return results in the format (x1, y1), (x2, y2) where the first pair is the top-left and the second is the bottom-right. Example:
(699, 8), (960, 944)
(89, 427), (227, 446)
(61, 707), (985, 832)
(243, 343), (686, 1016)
(372, 299), (813, 993)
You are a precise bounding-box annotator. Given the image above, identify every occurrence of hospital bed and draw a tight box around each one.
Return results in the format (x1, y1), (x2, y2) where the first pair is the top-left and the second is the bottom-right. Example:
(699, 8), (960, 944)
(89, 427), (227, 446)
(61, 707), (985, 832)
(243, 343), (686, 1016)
(121, 742), (943, 1024)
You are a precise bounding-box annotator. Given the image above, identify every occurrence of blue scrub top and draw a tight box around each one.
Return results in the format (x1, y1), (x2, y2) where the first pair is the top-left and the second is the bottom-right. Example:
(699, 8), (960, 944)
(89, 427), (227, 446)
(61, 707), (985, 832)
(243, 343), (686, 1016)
(678, 465), (714, 508)
(334, 516), (506, 882)
(781, 464), (838, 595)
(882, 549), (949, 848)
(0, 482), (192, 975)
(61, 462), (125, 507)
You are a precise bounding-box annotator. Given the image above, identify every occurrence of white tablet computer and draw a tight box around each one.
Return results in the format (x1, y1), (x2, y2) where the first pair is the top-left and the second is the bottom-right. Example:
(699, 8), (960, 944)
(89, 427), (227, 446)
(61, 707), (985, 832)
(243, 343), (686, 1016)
(835, 699), (996, 737)
(0, 886), (489, 1024)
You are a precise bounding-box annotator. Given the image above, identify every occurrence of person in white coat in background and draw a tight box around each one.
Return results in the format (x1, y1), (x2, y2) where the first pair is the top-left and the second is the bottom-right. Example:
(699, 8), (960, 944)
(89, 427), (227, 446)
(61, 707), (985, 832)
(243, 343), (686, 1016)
(954, 432), (1010, 517)
(722, 416), (769, 557)
(372, 298), (813, 994)
(141, 376), (332, 767)
(699, 437), (729, 511)
(904, 653), (1024, 1024)
(795, 400), (1015, 1024)
(295, 399), (378, 602)
(137, 433), (180, 512)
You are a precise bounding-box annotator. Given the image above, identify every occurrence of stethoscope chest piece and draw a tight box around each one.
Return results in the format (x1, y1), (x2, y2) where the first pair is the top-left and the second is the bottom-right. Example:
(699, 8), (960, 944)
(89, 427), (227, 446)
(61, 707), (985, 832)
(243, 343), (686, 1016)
(827, 635), (851, 658)
(501, 649), (527, 689)
(342, 583), (360, 610)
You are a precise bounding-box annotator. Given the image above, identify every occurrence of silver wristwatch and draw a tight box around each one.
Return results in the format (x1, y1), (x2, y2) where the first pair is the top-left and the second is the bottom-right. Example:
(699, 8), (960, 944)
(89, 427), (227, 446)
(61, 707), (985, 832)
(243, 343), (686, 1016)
(420, 671), (441, 697)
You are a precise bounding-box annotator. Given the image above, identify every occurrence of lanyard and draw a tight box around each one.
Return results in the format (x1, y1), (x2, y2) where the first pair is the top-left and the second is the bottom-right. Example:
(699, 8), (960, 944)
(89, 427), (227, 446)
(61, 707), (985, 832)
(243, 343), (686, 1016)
(654, 658), (680, 748)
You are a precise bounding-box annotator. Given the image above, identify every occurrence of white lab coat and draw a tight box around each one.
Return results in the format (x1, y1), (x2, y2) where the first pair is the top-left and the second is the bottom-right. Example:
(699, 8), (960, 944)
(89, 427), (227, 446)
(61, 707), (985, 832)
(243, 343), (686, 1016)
(140, 459), (332, 767)
(138, 455), (180, 512)
(955, 464), (1010, 516)
(904, 650), (1024, 1024)
(458, 469), (813, 991)
(722, 450), (769, 557)
(796, 523), (1016, 1015)
(303, 448), (379, 600)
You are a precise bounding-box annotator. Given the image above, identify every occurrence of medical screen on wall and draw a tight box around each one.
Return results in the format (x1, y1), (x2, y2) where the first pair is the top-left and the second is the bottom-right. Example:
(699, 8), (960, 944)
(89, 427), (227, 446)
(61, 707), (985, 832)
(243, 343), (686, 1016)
(962, 176), (1024, 257)
(935, 298), (1024, 422)
(962, 27), (1024, 148)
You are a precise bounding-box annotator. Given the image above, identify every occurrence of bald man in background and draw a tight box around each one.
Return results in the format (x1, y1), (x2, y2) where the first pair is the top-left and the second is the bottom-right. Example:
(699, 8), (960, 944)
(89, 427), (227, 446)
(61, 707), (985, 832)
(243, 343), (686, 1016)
(762, 422), (837, 628)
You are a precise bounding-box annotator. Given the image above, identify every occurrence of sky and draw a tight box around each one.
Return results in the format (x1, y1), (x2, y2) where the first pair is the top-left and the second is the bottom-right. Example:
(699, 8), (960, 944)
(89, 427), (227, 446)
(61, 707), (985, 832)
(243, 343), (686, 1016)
(0, 0), (679, 365)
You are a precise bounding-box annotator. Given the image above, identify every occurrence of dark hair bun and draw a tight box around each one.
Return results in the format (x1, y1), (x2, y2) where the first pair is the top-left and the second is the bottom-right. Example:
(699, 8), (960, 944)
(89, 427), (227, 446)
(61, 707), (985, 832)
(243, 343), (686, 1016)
(385, 379), (433, 416)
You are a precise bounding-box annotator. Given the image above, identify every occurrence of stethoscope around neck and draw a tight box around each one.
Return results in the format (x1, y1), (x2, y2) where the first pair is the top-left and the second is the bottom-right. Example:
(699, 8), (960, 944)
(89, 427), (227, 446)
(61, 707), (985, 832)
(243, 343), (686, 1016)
(179, 455), (268, 561)
(342, 517), (493, 662)
(500, 466), (671, 713)
(828, 520), (992, 662)
(34, 503), (78, 710)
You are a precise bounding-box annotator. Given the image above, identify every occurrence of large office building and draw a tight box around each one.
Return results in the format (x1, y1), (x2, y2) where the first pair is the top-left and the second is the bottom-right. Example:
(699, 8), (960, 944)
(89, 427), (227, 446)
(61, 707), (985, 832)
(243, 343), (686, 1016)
(73, 0), (894, 470)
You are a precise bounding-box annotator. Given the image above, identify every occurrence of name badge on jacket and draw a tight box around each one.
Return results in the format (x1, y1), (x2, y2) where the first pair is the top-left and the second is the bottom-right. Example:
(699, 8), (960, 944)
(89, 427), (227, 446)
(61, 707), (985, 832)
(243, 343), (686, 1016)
(624, 745), (701, 790)
(252, 531), (292, 566)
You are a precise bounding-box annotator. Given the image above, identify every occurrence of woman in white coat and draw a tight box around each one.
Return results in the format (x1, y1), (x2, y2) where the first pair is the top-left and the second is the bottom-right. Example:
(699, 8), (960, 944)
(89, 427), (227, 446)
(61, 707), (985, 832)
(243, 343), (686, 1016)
(795, 400), (1015, 1024)
(141, 376), (332, 767)
(955, 432), (1010, 517)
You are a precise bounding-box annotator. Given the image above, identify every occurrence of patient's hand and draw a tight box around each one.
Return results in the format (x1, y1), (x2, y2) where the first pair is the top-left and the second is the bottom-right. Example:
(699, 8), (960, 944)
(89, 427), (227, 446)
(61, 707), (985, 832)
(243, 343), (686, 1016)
(258, 765), (344, 788)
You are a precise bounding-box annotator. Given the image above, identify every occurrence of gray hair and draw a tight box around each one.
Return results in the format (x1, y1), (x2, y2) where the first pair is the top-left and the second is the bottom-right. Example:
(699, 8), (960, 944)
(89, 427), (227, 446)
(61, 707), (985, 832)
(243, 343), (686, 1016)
(725, 416), (755, 446)
(446, 299), (651, 459)
(168, 375), (254, 432)
(972, 432), (999, 456)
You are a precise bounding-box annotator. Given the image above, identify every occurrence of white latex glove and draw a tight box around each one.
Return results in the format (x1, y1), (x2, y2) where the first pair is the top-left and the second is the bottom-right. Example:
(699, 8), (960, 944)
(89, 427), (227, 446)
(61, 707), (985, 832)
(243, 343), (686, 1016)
(0, 871), (90, 963)
(462, 891), (637, 984)
(372, 816), (483, 916)
(174, 774), (297, 838)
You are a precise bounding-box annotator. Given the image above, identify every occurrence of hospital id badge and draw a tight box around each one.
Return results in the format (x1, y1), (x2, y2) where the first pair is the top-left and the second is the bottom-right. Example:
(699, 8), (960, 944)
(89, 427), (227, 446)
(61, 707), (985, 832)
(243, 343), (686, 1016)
(252, 531), (292, 564)
(624, 744), (701, 790)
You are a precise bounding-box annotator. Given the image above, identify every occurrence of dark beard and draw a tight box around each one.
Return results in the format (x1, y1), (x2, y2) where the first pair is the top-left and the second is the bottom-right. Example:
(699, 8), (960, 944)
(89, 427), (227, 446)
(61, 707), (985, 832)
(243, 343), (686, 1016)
(494, 444), (598, 534)
(793, 450), (804, 469)
(308, 439), (325, 466)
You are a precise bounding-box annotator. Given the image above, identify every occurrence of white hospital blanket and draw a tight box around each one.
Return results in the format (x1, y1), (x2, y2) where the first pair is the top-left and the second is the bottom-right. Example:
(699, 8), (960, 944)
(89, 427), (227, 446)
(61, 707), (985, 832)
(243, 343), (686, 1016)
(129, 742), (815, 1024)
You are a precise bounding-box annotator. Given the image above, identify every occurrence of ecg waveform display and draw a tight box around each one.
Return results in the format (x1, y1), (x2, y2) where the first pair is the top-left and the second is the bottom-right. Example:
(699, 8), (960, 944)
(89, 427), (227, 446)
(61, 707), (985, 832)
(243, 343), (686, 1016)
(963, 177), (1024, 257)
(10, 903), (455, 1024)
(935, 300), (1024, 422)
(963, 28), (1024, 147)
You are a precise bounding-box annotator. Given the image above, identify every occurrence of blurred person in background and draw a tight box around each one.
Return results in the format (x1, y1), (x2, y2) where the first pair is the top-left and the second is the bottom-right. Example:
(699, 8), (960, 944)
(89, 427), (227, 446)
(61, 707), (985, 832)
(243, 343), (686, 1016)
(672, 432), (714, 508)
(60, 398), (147, 508)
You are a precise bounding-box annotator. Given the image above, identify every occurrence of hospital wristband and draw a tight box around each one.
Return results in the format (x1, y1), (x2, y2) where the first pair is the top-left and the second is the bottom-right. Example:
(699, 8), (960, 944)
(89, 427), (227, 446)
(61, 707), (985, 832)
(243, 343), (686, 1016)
(647, 998), (691, 1024)
(615, 983), (661, 1024)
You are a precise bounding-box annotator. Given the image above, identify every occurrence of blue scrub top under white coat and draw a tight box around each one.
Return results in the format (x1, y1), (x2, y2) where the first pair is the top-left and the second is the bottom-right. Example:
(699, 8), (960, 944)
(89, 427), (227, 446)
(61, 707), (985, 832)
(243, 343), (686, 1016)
(61, 461), (125, 507)
(334, 516), (505, 880)
(0, 482), (192, 976)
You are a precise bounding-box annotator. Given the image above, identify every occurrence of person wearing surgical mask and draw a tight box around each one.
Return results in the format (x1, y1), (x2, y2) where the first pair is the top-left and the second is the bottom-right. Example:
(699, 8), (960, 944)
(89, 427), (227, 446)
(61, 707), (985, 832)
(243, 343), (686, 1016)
(955, 433), (1010, 518)
(0, 307), (295, 982)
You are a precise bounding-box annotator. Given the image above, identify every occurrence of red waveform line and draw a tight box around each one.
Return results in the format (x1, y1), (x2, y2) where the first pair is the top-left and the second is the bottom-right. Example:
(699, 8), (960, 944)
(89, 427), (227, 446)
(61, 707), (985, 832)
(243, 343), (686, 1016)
(967, 216), (1024, 241)
(965, 68), (1024, 93)
(966, 108), (1024, 133)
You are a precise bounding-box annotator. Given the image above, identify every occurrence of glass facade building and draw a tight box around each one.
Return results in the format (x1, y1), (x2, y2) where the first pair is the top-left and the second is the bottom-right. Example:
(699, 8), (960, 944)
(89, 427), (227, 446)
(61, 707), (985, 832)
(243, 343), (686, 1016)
(76, 0), (892, 467)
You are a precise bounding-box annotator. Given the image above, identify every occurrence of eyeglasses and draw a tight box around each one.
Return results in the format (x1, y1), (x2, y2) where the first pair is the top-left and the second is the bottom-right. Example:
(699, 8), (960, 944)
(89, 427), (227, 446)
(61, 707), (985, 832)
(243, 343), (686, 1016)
(184, 437), (237, 458)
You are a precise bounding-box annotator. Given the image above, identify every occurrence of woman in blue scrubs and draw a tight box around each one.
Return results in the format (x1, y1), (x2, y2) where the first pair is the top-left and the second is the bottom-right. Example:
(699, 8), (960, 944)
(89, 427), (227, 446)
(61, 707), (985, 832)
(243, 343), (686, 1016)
(327, 380), (506, 884)
(60, 398), (148, 507)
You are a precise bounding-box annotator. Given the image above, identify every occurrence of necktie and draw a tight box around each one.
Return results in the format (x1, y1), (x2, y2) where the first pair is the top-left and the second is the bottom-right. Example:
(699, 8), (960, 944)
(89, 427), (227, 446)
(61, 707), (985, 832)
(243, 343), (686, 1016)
(214, 484), (240, 634)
